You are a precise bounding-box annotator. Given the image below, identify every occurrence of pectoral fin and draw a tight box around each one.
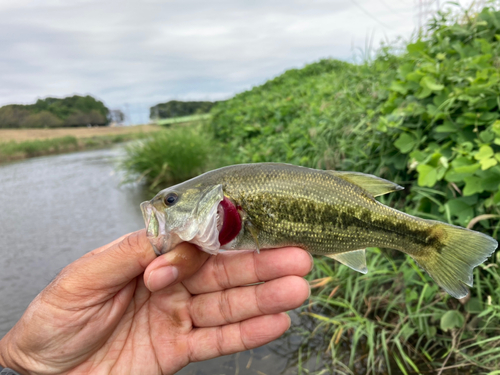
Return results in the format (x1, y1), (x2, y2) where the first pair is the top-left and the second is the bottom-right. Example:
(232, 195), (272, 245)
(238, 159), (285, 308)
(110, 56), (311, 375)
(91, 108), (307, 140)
(246, 221), (261, 254)
(326, 249), (368, 274)
(327, 171), (403, 197)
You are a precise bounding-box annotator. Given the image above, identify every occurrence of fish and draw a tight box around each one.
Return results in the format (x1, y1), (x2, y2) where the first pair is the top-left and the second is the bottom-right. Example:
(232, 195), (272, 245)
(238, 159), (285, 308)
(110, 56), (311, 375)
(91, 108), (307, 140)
(140, 162), (498, 299)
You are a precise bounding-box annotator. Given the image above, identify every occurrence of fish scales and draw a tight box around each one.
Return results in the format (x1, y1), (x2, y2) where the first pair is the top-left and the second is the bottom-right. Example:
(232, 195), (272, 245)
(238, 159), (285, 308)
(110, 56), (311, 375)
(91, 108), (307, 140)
(141, 162), (498, 299)
(205, 164), (433, 255)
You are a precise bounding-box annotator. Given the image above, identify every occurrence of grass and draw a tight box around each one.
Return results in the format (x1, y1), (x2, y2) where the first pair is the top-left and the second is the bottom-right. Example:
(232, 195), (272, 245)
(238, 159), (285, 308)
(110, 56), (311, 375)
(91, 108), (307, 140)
(154, 113), (211, 126)
(291, 249), (500, 374)
(120, 125), (221, 189)
(0, 131), (159, 163)
(0, 124), (160, 142)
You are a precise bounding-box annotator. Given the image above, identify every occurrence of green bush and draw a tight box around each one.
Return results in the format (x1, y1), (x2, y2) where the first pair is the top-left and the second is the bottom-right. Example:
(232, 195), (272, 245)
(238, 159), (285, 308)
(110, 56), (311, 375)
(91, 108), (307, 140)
(375, 8), (500, 233)
(121, 127), (217, 188)
(150, 100), (217, 120)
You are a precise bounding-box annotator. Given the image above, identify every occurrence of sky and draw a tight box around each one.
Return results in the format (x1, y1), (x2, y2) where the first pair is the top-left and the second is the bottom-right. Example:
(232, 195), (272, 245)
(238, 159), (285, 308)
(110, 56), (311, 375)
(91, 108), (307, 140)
(0, 0), (480, 124)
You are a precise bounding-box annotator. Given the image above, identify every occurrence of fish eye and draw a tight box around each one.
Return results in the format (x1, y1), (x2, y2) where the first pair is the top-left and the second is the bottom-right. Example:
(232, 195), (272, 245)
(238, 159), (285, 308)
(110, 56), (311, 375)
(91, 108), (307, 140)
(164, 193), (178, 206)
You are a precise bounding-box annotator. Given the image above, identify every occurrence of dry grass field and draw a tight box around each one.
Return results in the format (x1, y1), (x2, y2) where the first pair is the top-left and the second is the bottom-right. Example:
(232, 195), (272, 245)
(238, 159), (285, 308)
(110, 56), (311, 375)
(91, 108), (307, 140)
(0, 125), (160, 143)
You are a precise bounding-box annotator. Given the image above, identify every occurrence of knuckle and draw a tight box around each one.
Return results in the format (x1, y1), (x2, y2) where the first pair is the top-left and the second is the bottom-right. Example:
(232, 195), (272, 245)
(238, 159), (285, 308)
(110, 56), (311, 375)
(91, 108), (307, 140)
(215, 326), (225, 356)
(254, 285), (267, 315)
(213, 255), (231, 289)
(218, 290), (234, 324)
(252, 251), (263, 282)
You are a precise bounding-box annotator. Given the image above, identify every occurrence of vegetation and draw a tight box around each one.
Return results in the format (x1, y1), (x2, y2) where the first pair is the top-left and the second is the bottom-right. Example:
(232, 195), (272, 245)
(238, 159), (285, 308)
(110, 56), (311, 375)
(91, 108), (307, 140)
(156, 113), (211, 126)
(122, 5), (500, 373)
(0, 95), (109, 128)
(120, 126), (219, 189)
(150, 100), (217, 120)
(0, 132), (156, 163)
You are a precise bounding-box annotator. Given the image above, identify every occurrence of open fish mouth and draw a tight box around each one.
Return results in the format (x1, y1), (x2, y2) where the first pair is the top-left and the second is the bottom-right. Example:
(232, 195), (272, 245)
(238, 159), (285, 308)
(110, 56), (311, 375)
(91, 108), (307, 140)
(140, 201), (167, 255)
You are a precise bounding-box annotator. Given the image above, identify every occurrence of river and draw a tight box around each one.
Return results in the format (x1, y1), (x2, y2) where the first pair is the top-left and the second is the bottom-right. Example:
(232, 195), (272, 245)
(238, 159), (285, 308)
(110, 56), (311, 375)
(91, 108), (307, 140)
(0, 146), (320, 375)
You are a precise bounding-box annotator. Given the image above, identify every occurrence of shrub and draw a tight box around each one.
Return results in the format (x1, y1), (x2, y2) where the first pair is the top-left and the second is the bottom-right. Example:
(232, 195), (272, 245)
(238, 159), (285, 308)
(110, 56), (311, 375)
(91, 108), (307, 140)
(121, 127), (217, 188)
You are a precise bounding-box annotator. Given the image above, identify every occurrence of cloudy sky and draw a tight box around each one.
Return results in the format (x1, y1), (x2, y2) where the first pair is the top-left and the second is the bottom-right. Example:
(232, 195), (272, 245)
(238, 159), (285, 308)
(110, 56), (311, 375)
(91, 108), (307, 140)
(0, 0), (476, 124)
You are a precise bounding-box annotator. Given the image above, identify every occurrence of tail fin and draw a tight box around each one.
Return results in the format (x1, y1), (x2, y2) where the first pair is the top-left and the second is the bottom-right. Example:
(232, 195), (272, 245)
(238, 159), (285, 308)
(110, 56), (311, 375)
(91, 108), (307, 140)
(410, 224), (498, 299)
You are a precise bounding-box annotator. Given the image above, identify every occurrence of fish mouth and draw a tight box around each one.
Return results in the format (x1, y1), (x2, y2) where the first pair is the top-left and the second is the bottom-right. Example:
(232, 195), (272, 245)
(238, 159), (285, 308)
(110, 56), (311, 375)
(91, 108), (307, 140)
(140, 201), (167, 256)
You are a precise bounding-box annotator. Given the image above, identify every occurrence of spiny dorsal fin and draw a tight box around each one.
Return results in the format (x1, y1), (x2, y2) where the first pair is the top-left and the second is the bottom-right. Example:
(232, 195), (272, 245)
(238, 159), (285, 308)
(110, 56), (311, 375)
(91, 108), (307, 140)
(327, 171), (403, 197)
(326, 249), (368, 274)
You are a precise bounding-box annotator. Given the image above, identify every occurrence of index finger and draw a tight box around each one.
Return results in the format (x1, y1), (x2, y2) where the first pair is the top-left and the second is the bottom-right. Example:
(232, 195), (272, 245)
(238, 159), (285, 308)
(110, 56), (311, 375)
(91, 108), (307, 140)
(182, 247), (313, 295)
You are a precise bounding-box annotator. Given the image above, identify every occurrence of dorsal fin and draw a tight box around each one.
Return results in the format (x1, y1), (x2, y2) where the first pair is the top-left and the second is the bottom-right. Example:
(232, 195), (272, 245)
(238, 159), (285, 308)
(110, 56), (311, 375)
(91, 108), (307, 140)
(326, 249), (368, 274)
(327, 171), (403, 197)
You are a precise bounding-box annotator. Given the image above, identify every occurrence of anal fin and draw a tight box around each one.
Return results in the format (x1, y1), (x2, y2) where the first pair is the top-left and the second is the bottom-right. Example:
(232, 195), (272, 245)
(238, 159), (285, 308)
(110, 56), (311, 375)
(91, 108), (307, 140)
(326, 249), (368, 274)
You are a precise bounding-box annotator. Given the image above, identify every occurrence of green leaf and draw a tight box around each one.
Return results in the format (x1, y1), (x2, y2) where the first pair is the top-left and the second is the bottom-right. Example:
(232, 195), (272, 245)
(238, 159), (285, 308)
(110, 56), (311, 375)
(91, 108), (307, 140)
(480, 157), (498, 170)
(390, 81), (408, 95)
(435, 122), (456, 133)
(440, 310), (465, 332)
(407, 40), (426, 54)
(478, 170), (500, 191)
(417, 164), (437, 187)
(479, 130), (495, 143)
(454, 163), (480, 174)
(465, 298), (482, 313)
(446, 199), (474, 226)
(494, 190), (500, 204)
(474, 145), (494, 160)
(420, 76), (444, 91)
(463, 176), (484, 196)
(492, 120), (500, 136)
(394, 133), (416, 154)
(445, 162), (480, 182)
(416, 86), (432, 99)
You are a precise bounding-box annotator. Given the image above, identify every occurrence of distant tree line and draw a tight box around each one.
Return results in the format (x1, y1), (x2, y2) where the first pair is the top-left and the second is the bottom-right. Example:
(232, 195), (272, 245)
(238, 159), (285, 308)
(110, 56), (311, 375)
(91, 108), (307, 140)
(0, 95), (110, 128)
(150, 100), (218, 120)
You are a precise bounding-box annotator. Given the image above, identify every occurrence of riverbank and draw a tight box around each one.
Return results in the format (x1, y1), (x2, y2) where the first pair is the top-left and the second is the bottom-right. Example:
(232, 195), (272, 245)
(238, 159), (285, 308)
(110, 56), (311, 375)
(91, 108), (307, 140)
(0, 125), (160, 163)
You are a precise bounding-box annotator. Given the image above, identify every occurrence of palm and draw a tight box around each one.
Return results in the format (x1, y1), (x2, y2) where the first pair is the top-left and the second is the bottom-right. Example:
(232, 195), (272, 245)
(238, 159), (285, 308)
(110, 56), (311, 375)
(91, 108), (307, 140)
(0, 232), (312, 375)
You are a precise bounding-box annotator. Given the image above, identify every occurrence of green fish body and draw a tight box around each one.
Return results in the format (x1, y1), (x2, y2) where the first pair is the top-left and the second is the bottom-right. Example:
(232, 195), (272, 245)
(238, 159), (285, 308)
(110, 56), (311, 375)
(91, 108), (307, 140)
(140, 163), (498, 298)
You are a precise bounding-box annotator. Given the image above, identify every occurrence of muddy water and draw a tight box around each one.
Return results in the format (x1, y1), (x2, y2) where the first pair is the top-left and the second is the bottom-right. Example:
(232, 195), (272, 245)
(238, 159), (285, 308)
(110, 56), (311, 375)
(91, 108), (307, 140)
(0, 146), (318, 375)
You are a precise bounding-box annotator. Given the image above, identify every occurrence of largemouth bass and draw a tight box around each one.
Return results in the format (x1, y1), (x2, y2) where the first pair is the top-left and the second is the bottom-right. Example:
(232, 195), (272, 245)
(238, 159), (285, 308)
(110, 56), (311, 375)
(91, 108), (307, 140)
(140, 163), (498, 298)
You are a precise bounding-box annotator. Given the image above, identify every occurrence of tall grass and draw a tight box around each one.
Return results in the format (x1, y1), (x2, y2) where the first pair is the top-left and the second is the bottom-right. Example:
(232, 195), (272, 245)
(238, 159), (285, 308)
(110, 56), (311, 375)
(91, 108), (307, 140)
(121, 126), (219, 189)
(291, 249), (500, 374)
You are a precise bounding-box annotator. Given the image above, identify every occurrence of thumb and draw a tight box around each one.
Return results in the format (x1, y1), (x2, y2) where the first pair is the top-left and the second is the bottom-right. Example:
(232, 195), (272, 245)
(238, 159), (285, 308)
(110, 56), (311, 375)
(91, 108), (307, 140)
(144, 242), (210, 292)
(66, 229), (156, 291)
(66, 229), (210, 293)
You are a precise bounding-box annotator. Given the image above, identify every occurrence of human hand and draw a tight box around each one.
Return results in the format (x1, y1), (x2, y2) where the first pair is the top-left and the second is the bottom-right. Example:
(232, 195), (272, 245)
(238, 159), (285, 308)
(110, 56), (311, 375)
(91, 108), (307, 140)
(0, 230), (312, 375)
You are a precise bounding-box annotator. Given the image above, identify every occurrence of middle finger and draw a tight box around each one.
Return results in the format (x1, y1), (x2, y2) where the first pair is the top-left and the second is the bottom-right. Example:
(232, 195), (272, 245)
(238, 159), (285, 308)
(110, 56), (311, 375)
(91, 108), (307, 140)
(189, 275), (310, 327)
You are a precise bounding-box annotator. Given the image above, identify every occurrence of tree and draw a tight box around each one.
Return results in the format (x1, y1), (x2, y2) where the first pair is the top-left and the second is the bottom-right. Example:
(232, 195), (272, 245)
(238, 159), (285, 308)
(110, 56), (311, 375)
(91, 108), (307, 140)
(109, 109), (125, 124)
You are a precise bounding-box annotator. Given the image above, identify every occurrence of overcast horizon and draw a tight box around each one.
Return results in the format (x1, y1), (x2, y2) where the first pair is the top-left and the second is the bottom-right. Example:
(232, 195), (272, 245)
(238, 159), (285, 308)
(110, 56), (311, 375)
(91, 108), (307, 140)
(0, 0), (479, 124)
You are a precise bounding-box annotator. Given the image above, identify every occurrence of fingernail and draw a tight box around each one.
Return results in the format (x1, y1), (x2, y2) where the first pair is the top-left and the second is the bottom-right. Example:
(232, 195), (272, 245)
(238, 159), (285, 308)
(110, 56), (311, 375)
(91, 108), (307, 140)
(147, 266), (179, 292)
(307, 252), (314, 272)
(284, 313), (292, 330)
